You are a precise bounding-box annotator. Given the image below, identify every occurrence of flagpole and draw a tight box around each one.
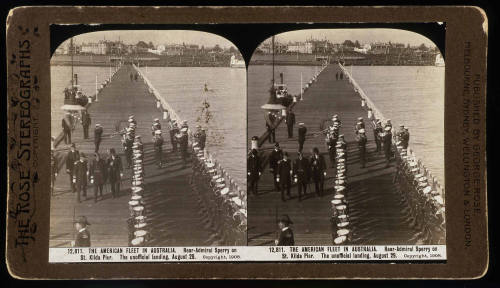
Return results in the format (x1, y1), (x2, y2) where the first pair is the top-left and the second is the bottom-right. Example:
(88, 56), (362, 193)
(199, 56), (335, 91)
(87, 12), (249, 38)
(300, 72), (303, 101)
(95, 74), (98, 102)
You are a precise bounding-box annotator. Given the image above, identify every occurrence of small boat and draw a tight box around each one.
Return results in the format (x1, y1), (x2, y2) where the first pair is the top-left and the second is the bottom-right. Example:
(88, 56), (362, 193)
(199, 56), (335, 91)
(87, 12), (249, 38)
(274, 83), (288, 99)
(61, 37), (89, 112)
(435, 53), (445, 67)
(230, 55), (245, 68)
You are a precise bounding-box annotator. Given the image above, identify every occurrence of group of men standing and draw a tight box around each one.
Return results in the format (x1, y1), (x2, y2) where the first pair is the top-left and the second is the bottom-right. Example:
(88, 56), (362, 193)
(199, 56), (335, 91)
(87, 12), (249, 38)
(248, 142), (328, 202)
(151, 117), (205, 168)
(65, 143), (123, 203)
(250, 109), (412, 202)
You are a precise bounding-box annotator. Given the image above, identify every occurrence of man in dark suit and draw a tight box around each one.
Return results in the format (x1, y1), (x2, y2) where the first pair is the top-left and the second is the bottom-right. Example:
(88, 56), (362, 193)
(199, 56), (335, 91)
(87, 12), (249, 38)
(73, 216), (91, 247)
(277, 152), (292, 201)
(94, 124), (104, 153)
(285, 110), (295, 138)
(326, 128), (338, 168)
(73, 152), (88, 203)
(199, 128), (207, 150)
(266, 112), (276, 143)
(382, 126), (393, 168)
(275, 214), (294, 246)
(373, 119), (383, 153)
(62, 115), (72, 144)
(81, 111), (91, 139)
(90, 152), (106, 202)
(269, 142), (283, 191)
(178, 128), (189, 167)
(107, 148), (123, 198)
(298, 122), (307, 153)
(247, 149), (261, 196)
(293, 151), (310, 201)
(123, 132), (134, 168)
(66, 143), (79, 193)
(169, 121), (179, 152)
(310, 147), (327, 197)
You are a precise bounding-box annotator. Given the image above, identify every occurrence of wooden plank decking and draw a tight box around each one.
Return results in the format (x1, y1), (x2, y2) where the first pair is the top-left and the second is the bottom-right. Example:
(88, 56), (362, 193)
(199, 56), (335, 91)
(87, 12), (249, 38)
(248, 64), (418, 246)
(49, 65), (215, 247)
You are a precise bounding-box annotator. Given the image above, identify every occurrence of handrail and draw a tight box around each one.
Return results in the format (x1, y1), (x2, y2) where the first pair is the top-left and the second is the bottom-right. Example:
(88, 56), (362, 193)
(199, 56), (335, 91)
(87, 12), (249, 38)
(132, 64), (245, 204)
(338, 63), (444, 197)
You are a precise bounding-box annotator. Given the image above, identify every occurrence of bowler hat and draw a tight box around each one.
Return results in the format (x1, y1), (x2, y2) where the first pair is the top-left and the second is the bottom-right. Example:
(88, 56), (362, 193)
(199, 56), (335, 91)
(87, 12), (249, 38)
(277, 214), (293, 225)
(74, 216), (90, 226)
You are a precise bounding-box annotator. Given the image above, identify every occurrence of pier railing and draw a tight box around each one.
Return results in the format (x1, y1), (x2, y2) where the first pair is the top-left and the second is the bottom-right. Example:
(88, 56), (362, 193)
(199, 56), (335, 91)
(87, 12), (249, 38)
(132, 64), (246, 207)
(338, 63), (445, 198)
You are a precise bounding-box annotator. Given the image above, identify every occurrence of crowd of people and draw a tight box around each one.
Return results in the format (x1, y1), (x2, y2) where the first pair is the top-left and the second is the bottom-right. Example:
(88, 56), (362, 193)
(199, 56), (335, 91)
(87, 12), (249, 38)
(190, 140), (247, 245)
(393, 135), (445, 244)
(249, 104), (420, 246)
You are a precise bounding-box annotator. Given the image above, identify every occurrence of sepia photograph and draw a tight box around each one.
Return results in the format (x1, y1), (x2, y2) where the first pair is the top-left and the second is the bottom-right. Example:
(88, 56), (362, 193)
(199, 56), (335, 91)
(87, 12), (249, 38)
(247, 29), (446, 247)
(49, 30), (247, 248)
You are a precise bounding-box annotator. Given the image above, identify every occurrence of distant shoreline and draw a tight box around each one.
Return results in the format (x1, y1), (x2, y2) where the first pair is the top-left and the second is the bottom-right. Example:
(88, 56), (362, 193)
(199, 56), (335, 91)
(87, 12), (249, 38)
(50, 53), (439, 67)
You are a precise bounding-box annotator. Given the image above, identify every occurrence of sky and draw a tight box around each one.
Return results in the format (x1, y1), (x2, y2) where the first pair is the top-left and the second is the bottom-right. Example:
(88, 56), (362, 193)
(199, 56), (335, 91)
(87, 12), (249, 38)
(64, 28), (437, 49)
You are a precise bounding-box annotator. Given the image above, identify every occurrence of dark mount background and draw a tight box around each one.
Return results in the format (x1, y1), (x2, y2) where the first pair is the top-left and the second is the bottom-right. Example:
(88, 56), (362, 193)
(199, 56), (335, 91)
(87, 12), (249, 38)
(51, 23), (446, 63)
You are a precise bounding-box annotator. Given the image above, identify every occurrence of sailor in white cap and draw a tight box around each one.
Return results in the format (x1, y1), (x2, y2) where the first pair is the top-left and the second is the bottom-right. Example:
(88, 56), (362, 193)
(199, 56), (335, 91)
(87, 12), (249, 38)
(193, 125), (202, 148)
(400, 125), (410, 149)
(181, 120), (189, 130)
(337, 134), (347, 151)
(94, 123), (104, 153)
(134, 135), (144, 159)
(356, 128), (368, 168)
(355, 117), (365, 134)
(128, 114), (137, 124)
(298, 122), (307, 153)
(169, 120), (179, 152)
(382, 126), (393, 167)
(385, 119), (392, 130)
(332, 114), (341, 126)
(153, 129), (164, 168)
(151, 119), (161, 136)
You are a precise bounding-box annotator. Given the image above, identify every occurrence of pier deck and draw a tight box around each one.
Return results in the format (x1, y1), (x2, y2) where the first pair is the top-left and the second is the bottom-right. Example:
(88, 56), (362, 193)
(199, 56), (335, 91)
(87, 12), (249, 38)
(248, 64), (417, 246)
(50, 65), (214, 247)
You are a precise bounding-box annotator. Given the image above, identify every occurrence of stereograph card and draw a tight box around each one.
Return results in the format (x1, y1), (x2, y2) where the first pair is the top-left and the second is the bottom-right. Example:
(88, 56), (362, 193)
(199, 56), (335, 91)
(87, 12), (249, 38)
(5, 6), (488, 279)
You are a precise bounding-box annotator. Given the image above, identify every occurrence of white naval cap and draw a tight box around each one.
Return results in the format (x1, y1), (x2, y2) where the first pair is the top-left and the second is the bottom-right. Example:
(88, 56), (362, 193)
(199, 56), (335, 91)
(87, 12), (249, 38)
(359, 129), (365, 133)
(154, 130), (162, 135)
